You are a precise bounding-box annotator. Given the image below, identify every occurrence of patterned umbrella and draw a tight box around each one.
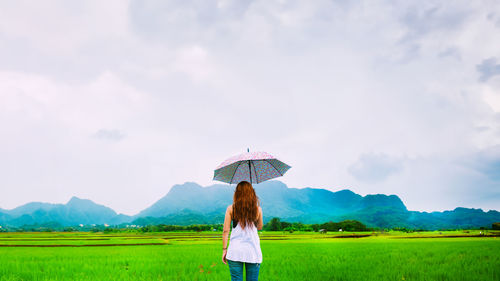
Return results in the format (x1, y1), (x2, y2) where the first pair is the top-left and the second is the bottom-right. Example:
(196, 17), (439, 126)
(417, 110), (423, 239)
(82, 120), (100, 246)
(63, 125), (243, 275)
(213, 150), (291, 184)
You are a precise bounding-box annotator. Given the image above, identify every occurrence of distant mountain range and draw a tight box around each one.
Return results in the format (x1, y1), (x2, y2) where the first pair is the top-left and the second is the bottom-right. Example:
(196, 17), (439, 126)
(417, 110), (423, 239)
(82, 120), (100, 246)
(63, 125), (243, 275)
(0, 197), (132, 227)
(1, 181), (498, 230)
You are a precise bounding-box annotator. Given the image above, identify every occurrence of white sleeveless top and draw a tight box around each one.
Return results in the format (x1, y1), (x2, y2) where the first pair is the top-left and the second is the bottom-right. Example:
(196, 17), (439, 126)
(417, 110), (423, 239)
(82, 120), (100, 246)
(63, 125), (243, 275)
(226, 222), (262, 263)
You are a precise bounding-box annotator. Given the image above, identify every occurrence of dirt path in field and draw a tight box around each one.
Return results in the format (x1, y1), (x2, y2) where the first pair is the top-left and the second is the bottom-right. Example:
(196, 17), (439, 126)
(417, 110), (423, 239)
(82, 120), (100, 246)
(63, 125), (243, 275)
(329, 234), (372, 238)
(392, 234), (500, 239)
(0, 238), (110, 241)
(0, 243), (168, 247)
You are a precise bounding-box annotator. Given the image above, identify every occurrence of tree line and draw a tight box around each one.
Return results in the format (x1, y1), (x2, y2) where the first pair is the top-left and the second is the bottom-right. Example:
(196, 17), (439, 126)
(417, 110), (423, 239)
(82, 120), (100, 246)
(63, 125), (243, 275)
(2, 220), (498, 232)
(263, 218), (368, 232)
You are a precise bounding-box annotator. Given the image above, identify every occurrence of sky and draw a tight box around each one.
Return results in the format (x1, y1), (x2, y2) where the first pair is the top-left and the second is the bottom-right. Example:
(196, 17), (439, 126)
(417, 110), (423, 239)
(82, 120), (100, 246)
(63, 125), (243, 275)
(0, 0), (499, 215)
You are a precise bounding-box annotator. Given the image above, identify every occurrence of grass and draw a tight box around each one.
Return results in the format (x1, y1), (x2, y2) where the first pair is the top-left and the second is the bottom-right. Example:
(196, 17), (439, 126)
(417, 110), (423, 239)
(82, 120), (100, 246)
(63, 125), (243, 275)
(0, 231), (498, 281)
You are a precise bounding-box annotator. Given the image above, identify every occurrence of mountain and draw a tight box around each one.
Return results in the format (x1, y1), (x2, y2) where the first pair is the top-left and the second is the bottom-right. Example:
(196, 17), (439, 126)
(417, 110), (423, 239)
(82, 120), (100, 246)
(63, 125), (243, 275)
(134, 209), (225, 226)
(0, 197), (131, 227)
(138, 181), (408, 224)
(135, 181), (499, 229)
(7, 202), (58, 218)
(137, 182), (231, 217)
(1, 181), (498, 230)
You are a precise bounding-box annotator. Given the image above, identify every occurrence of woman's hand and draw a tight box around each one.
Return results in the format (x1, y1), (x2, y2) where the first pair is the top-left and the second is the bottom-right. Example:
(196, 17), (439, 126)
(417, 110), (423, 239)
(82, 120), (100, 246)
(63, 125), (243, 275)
(222, 205), (231, 265)
(222, 249), (228, 264)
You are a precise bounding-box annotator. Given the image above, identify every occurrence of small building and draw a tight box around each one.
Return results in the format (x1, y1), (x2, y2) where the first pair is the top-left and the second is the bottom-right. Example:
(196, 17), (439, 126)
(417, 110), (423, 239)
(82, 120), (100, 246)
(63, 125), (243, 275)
(319, 229), (327, 234)
(338, 228), (343, 232)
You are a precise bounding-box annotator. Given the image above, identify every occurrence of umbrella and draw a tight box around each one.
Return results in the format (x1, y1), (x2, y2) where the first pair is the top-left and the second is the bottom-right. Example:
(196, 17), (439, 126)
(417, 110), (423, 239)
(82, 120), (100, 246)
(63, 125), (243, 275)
(213, 150), (291, 184)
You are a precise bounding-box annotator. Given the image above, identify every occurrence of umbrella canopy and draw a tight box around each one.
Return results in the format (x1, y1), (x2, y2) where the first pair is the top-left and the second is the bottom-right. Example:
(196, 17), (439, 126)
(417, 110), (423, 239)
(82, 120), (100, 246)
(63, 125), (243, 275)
(213, 151), (291, 184)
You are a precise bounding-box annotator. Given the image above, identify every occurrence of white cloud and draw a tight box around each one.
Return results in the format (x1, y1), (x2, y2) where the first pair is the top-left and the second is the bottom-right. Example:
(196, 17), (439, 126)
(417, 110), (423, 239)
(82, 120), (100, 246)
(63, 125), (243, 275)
(173, 45), (216, 82)
(0, 0), (499, 214)
(93, 129), (126, 141)
(0, 0), (129, 52)
(477, 57), (500, 82)
(348, 153), (404, 183)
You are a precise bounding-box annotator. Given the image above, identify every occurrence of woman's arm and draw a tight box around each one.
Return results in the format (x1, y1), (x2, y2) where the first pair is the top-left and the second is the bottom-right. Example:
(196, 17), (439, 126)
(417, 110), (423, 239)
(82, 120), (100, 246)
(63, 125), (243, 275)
(222, 205), (232, 264)
(256, 206), (263, 230)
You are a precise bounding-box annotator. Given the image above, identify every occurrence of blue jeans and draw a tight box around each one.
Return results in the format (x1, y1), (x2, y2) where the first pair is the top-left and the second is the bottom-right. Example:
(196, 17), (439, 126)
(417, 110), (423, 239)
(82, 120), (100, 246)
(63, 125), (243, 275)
(227, 260), (260, 281)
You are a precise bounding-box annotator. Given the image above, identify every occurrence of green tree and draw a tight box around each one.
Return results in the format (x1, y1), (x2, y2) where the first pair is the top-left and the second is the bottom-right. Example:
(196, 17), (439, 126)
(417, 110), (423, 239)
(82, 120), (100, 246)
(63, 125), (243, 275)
(311, 224), (320, 232)
(281, 221), (291, 230)
(267, 217), (282, 231)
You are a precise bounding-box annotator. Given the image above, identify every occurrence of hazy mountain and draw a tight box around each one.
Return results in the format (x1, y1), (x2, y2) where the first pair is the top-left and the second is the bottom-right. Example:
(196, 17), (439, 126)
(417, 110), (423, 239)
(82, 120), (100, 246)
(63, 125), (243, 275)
(136, 181), (499, 229)
(0, 210), (11, 222)
(137, 182), (231, 217)
(139, 181), (408, 223)
(1, 181), (498, 230)
(7, 202), (58, 218)
(0, 197), (131, 227)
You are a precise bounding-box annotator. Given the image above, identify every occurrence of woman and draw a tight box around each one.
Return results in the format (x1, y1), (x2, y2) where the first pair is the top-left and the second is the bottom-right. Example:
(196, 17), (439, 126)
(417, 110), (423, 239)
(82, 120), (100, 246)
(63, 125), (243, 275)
(222, 181), (263, 281)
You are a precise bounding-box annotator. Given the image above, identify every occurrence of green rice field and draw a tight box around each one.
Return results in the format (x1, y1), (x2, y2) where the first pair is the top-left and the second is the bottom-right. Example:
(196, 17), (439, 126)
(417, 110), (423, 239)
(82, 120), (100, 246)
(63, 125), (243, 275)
(0, 230), (498, 281)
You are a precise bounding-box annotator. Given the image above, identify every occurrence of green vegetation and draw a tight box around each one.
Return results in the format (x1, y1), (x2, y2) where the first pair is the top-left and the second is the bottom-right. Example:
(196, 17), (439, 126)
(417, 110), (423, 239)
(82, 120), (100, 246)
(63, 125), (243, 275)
(1, 219), (369, 233)
(0, 231), (498, 281)
(137, 224), (222, 233)
(2, 182), (499, 230)
(3, 217), (498, 234)
(493, 222), (500, 230)
(263, 218), (368, 232)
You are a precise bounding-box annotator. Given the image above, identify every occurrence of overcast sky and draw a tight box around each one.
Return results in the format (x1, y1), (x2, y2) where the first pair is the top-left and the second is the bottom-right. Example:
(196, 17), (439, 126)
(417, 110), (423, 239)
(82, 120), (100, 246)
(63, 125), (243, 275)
(1, 0), (499, 215)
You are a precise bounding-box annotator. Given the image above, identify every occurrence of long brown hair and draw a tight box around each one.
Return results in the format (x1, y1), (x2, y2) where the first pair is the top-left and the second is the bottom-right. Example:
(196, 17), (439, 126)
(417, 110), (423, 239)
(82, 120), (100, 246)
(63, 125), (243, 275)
(232, 181), (259, 229)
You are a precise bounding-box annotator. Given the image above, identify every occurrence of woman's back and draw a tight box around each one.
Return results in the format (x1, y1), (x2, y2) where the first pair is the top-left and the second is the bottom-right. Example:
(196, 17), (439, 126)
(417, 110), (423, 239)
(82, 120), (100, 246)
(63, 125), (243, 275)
(227, 206), (262, 263)
(222, 181), (263, 281)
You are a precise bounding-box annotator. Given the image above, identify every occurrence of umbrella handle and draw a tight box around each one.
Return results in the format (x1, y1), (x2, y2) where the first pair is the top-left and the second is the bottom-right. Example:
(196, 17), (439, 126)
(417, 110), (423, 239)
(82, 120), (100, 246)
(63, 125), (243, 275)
(248, 160), (252, 184)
